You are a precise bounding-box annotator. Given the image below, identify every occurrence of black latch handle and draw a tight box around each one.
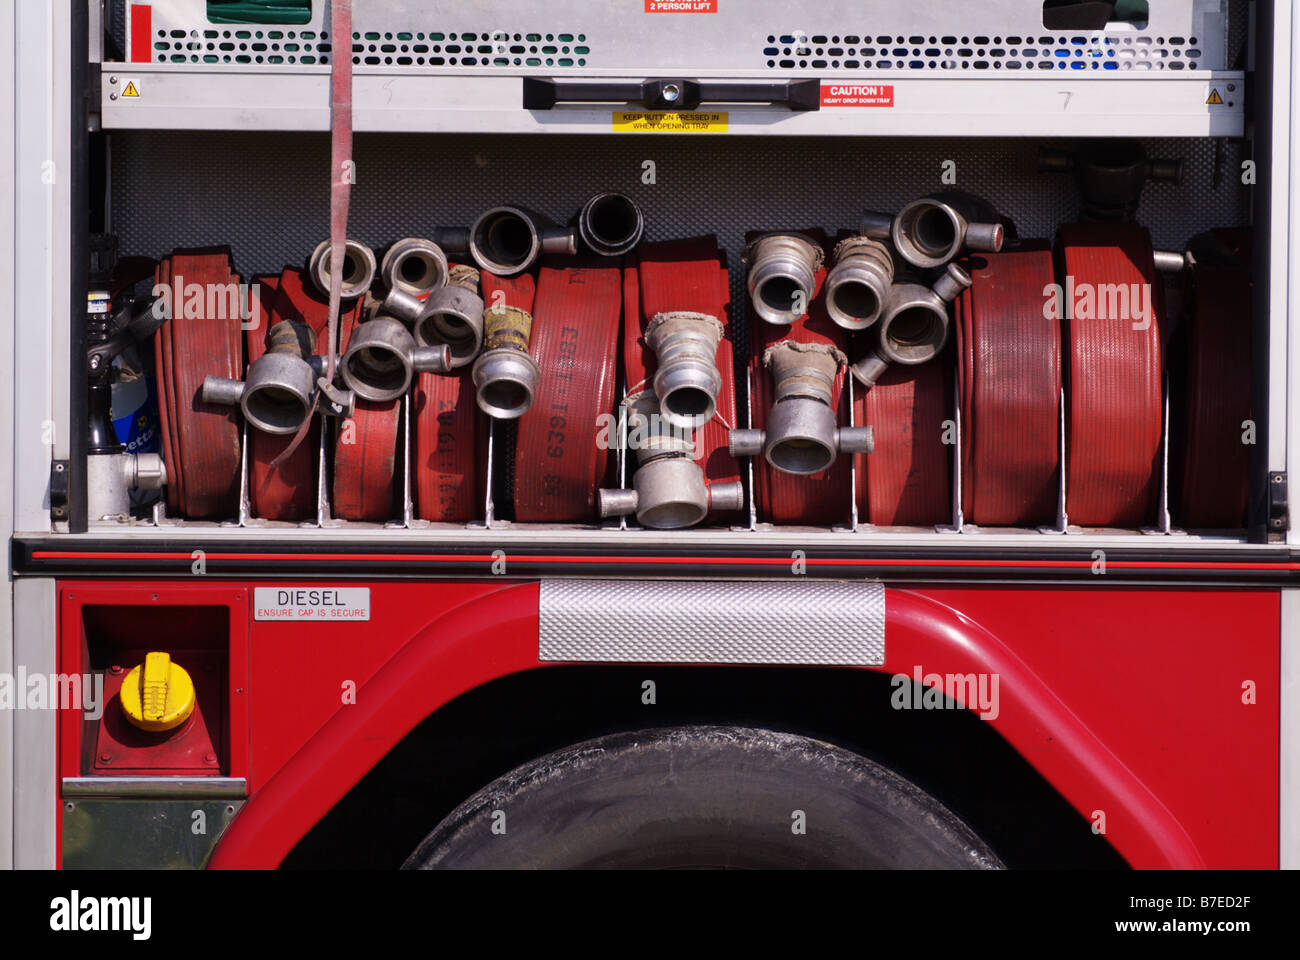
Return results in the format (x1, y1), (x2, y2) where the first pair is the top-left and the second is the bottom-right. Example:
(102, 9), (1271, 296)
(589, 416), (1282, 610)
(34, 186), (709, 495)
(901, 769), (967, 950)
(523, 77), (820, 112)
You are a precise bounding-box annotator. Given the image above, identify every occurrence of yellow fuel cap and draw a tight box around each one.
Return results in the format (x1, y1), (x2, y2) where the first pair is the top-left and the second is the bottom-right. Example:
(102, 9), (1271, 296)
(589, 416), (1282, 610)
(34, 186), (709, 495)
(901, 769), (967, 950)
(119, 652), (196, 732)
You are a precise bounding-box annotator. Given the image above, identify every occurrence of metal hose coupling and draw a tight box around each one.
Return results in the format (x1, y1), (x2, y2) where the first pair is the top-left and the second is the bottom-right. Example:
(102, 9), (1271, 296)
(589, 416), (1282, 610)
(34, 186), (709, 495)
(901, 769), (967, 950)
(203, 321), (354, 434)
(745, 233), (824, 325)
(377, 237), (449, 324)
(578, 192), (645, 257)
(1039, 139), (1183, 221)
(729, 341), (873, 475)
(414, 264), (485, 369)
(340, 316), (452, 403)
(862, 198), (1004, 270)
(468, 205), (577, 277)
(852, 263), (971, 390)
(307, 238), (378, 301)
(599, 393), (744, 529)
(825, 235), (895, 331)
(472, 303), (540, 419)
(645, 311), (725, 430)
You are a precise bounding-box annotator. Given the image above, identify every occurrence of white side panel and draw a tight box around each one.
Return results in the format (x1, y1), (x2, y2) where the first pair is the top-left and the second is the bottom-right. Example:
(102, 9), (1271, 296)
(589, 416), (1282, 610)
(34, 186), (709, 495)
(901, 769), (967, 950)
(13, 0), (68, 533)
(0, 0), (16, 872)
(12, 578), (57, 870)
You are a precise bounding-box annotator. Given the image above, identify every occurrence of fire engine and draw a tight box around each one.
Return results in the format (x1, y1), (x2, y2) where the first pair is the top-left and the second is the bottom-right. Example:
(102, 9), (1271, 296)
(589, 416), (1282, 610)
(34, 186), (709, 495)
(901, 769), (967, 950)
(1, 0), (1292, 870)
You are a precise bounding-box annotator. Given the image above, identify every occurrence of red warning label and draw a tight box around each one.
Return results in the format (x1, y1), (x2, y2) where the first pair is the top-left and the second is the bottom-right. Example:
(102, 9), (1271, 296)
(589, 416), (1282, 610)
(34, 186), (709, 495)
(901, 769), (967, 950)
(645, 0), (717, 11)
(821, 83), (895, 107)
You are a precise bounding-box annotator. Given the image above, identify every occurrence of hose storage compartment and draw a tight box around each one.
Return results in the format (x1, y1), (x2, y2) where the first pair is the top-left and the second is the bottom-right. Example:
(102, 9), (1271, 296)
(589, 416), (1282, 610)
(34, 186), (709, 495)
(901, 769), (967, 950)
(956, 247), (1062, 527)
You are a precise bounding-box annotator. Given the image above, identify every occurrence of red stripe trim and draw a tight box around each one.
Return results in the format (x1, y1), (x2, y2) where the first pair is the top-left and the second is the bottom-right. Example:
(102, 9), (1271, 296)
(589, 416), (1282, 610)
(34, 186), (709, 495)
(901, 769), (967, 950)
(27, 550), (1300, 571)
(130, 4), (153, 63)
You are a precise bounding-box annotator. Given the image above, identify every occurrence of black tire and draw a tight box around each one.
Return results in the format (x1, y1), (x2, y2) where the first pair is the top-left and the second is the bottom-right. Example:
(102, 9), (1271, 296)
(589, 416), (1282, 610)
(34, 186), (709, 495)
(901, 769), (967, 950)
(404, 726), (1002, 869)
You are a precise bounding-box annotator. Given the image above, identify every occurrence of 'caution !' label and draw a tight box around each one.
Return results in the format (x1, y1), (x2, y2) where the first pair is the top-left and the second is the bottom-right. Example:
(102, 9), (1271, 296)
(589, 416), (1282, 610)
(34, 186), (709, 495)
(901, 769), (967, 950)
(613, 111), (728, 132)
(821, 84), (894, 107)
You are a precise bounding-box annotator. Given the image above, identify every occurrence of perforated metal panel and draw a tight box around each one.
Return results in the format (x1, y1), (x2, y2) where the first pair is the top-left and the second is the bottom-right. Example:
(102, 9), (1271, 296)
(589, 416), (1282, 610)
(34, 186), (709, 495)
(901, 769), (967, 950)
(127, 0), (1237, 73)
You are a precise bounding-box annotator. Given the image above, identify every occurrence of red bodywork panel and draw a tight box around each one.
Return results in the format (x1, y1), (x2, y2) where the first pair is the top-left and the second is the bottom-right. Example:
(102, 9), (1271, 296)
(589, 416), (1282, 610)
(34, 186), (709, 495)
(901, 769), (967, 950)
(55, 580), (1279, 870)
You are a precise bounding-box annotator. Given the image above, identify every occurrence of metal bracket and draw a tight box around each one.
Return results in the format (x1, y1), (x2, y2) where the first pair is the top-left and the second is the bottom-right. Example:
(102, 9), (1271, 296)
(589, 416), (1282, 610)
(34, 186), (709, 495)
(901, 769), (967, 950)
(1270, 471), (1289, 532)
(50, 460), (70, 521)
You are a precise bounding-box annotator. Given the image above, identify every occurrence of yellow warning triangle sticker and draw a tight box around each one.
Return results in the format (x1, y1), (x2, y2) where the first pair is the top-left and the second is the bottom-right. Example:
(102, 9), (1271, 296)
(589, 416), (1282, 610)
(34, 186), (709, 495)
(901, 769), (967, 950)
(1206, 88), (1223, 105)
(122, 81), (140, 97)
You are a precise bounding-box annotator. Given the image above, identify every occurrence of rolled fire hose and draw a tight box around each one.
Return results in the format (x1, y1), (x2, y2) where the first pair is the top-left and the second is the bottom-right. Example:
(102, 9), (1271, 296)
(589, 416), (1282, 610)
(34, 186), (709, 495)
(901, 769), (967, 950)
(742, 231), (856, 525)
(853, 361), (952, 527)
(151, 248), (243, 519)
(245, 269), (360, 522)
(1059, 222), (1164, 527)
(511, 258), (623, 522)
(955, 247), (1062, 527)
(1174, 228), (1253, 528)
(332, 305), (403, 522)
(475, 270), (540, 419)
(413, 262), (485, 523)
(607, 236), (743, 527)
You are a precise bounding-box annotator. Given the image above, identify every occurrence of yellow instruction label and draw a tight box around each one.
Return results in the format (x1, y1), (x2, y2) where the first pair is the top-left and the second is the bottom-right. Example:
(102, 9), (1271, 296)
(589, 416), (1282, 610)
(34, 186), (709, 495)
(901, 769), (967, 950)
(612, 111), (728, 132)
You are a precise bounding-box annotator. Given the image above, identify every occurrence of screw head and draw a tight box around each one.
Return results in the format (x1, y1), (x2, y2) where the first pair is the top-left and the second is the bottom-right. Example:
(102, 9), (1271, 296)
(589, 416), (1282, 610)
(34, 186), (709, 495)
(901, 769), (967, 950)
(109, 664), (124, 675)
(203, 753), (218, 764)
(98, 752), (112, 764)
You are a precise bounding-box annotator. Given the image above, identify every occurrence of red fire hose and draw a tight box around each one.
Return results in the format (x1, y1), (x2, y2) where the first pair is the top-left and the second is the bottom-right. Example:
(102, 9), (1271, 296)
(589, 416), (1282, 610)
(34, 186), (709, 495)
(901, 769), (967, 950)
(746, 230), (852, 526)
(624, 236), (741, 522)
(152, 248), (243, 519)
(1058, 223), (1164, 528)
(332, 305), (402, 522)
(954, 247), (1062, 527)
(512, 257), (623, 522)
(854, 361), (952, 527)
(1175, 229), (1253, 528)
(413, 264), (484, 523)
(245, 268), (345, 522)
